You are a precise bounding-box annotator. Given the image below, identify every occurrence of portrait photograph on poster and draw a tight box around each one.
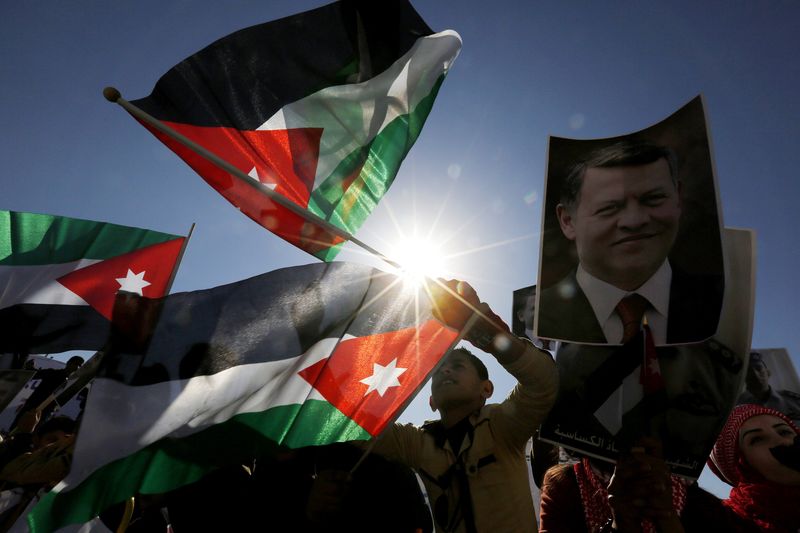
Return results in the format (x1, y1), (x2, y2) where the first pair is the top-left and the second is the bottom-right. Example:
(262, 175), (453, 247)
(737, 348), (800, 425)
(538, 224), (754, 479)
(511, 284), (535, 341)
(535, 95), (725, 346)
(512, 284), (556, 352)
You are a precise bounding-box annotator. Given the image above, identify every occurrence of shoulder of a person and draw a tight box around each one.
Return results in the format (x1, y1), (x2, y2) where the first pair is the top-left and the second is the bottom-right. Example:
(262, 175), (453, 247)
(736, 391), (755, 403)
(683, 484), (761, 532)
(778, 389), (800, 400)
(478, 403), (496, 417)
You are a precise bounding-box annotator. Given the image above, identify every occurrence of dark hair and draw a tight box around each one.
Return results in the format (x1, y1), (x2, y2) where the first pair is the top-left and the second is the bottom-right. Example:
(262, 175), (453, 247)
(37, 416), (76, 436)
(66, 356), (85, 367)
(560, 140), (678, 209)
(449, 347), (489, 380)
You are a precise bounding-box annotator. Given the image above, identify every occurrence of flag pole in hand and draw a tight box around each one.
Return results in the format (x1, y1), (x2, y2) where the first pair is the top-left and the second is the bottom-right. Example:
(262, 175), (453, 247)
(103, 87), (399, 270)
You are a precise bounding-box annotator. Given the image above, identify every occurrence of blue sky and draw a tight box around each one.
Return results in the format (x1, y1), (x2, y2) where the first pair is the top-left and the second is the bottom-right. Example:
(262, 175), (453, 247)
(3, 0), (799, 498)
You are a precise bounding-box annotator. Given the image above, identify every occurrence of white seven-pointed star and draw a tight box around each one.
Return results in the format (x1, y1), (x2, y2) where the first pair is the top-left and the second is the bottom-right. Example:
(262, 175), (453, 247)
(247, 167), (278, 190)
(359, 358), (408, 397)
(116, 269), (151, 295)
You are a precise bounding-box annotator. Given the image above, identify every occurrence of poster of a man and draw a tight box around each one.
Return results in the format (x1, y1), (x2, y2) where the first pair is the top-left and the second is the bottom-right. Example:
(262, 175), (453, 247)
(737, 349), (800, 425)
(541, 336), (745, 477)
(537, 192), (754, 479)
(535, 96), (724, 346)
(511, 285), (554, 351)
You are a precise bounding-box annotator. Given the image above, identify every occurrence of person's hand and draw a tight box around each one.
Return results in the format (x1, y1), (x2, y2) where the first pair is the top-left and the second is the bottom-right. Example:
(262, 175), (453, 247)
(16, 409), (41, 434)
(607, 438), (683, 532)
(427, 279), (506, 343)
(427, 279), (481, 331)
(428, 279), (525, 363)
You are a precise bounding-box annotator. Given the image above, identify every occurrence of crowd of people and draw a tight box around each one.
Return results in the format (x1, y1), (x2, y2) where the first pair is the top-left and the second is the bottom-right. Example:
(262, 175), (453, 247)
(0, 279), (795, 532)
(0, 146), (798, 531)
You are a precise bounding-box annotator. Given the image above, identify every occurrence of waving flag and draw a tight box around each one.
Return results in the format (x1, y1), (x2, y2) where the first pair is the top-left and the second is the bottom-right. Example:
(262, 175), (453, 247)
(27, 262), (459, 532)
(127, 0), (461, 260)
(0, 210), (186, 354)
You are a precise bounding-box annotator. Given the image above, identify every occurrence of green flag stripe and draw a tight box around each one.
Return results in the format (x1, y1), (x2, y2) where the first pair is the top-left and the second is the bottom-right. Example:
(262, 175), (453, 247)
(0, 211), (180, 266)
(309, 74), (445, 223)
(28, 400), (369, 532)
(308, 75), (445, 261)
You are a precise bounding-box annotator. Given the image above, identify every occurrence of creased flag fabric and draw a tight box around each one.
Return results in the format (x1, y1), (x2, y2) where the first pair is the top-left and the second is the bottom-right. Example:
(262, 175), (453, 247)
(129, 0), (461, 260)
(28, 262), (459, 532)
(0, 210), (186, 355)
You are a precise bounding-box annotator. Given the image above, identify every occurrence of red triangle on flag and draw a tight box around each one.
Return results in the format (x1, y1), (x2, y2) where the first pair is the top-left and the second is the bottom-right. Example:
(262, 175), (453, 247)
(298, 320), (458, 436)
(155, 122), (323, 207)
(142, 121), (343, 256)
(57, 238), (185, 321)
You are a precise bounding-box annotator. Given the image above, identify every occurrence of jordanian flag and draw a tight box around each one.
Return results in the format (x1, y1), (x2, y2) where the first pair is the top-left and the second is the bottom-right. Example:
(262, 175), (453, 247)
(129, 0), (461, 260)
(0, 210), (186, 354)
(28, 262), (459, 532)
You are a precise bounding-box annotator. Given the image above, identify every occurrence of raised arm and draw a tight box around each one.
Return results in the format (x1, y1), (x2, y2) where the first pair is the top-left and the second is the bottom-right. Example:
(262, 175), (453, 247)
(429, 279), (558, 446)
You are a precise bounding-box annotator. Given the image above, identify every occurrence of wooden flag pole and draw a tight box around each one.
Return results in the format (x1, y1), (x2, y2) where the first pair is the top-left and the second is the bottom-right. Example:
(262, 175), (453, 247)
(103, 87), (399, 270)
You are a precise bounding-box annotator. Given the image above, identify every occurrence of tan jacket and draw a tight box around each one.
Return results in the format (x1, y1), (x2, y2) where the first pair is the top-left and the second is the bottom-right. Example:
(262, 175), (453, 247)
(373, 344), (558, 533)
(0, 435), (74, 489)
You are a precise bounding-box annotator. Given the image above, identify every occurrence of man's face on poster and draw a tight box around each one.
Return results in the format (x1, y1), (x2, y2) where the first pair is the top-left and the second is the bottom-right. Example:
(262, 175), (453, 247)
(557, 158), (681, 291)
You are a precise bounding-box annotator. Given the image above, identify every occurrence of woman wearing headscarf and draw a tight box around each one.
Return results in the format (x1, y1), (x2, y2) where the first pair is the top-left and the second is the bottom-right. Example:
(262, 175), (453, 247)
(708, 403), (800, 532)
(539, 435), (760, 532)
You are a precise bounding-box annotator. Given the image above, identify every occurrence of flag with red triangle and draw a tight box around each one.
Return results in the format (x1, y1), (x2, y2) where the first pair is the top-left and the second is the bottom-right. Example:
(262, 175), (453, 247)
(298, 317), (452, 435)
(127, 0), (461, 261)
(0, 209), (186, 354)
(28, 261), (459, 532)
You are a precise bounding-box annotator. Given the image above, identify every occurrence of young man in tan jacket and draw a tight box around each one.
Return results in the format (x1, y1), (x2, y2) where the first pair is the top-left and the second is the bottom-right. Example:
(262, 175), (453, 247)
(372, 279), (558, 533)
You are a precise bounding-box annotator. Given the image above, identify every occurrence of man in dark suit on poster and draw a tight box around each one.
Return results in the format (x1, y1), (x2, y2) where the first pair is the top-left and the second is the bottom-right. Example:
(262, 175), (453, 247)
(537, 139), (723, 345)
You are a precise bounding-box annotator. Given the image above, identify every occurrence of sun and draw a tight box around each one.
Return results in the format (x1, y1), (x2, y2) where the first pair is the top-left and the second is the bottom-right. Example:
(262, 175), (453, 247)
(388, 236), (448, 287)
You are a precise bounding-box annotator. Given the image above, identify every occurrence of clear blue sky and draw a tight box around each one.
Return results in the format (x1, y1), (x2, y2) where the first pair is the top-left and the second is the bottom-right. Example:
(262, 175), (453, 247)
(3, 0), (799, 498)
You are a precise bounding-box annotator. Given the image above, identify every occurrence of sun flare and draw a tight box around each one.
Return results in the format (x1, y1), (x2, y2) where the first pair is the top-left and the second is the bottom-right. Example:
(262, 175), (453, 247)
(388, 237), (449, 287)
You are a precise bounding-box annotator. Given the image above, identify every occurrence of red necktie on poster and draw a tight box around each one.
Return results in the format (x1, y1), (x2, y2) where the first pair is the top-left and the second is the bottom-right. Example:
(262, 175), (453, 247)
(615, 293), (648, 343)
(615, 294), (664, 394)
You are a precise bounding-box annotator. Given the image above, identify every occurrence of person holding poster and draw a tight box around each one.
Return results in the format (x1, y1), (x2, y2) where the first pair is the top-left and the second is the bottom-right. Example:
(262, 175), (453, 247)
(536, 97), (724, 346)
(737, 351), (800, 425)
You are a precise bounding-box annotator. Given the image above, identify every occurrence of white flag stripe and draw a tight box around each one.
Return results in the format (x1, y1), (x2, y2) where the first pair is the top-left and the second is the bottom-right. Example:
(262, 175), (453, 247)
(64, 338), (337, 490)
(593, 366), (645, 435)
(257, 30), (462, 189)
(0, 260), (100, 308)
(9, 509), (113, 533)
